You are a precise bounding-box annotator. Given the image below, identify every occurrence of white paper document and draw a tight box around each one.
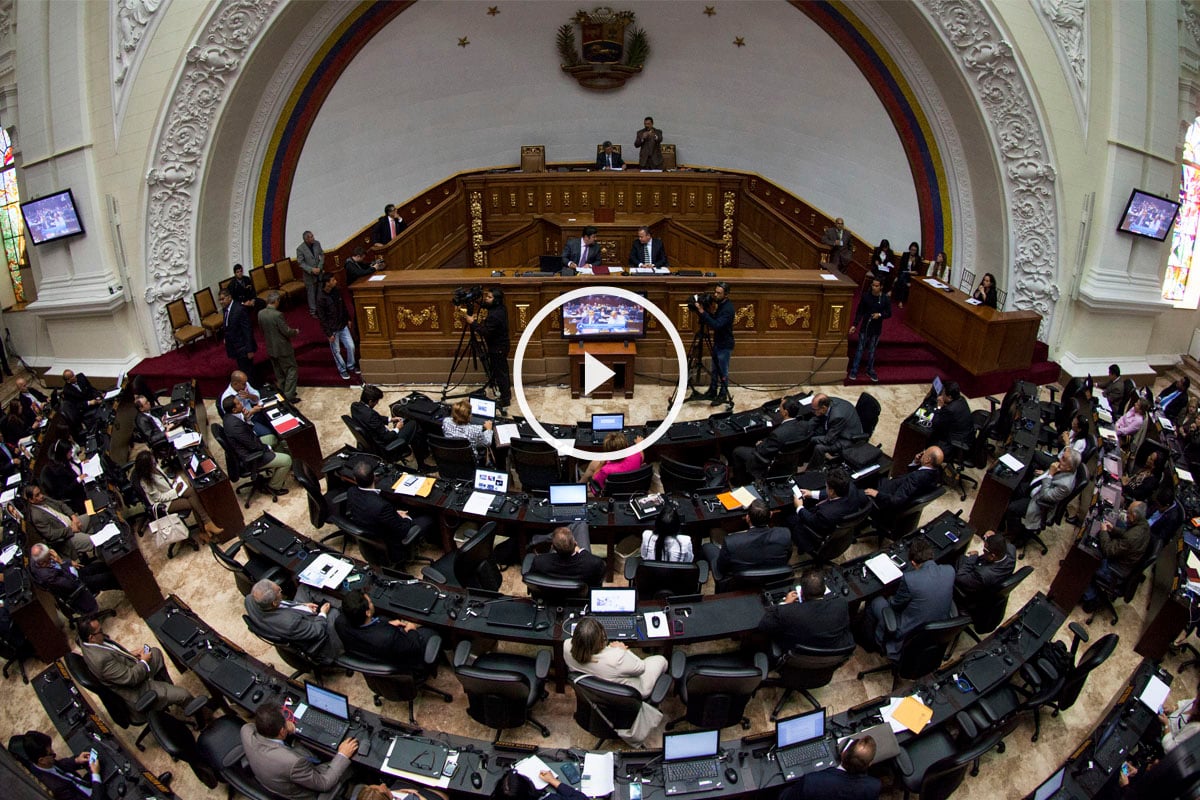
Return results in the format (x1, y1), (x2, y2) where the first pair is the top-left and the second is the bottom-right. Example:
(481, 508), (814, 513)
(819, 273), (839, 281)
(90, 523), (122, 548)
(514, 755), (553, 789)
(0, 544), (17, 565)
(368, 274), (387, 282)
(865, 553), (904, 585)
(103, 387), (121, 400)
(581, 752), (615, 797)
(170, 430), (202, 450)
(5, 473), (19, 486)
(0, 487), (16, 505)
(998, 453), (1025, 472)
(879, 697), (908, 733)
(298, 553), (354, 589)
(1177, 467), (1194, 483)
(1160, 416), (1176, 431)
(494, 423), (520, 447)
(82, 454), (103, 481)
(965, 298), (982, 306)
(1138, 674), (1171, 713)
(462, 491), (497, 516)
(393, 473), (426, 496)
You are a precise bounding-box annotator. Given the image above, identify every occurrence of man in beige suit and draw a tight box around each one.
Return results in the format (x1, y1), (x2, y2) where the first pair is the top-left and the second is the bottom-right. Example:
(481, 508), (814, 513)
(77, 617), (201, 715)
(24, 484), (92, 561)
(258, 291), (301, 403)
(241, 704), (357, 800)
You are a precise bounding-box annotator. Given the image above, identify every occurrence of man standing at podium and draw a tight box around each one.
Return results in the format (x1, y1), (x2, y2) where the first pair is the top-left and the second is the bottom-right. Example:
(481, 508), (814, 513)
(634, 116), (662, 169)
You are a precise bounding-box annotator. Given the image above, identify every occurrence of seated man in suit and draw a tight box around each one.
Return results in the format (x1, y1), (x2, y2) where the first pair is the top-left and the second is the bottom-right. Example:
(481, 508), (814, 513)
(627, 226), (669, 270)
(786, 467), (866, 556)
(132, 394), (174, 450)
(244, 579), (342, 664)
(1148, 485), (1184, 543)
(953, 531), (1016, 615)
(562, 225), (600, 272)
(28, 543), (119, 618)
(757, 570), (854, 654)
(9, 729), (108, 800)
(334, 588), (433, 667)
(702, 500), (793, 583)
(349, 384), (429, 467)
(779, 735), (880, 800)
(731, 397), (813, 484)
(528, 526), (606, 587)
(928, 380), (973, 451)
(219, 370), (275, 440)
(863, 538), (955, 660)
(807, 393), (864, 469)
(61, 369), (104, 428)
(23, 484), (93, 561)
(596, 141), (624, 170)
(77, 617), (204, 716)
(241, 704), (357, 800)
(1082, 501), (1152, 611)
(345, 459), (424, 564)
(221, 395), (292, 493)
(1003, 446), (1080, 539)
(15, 377), (47, 425)
(864, 446), (943, 515)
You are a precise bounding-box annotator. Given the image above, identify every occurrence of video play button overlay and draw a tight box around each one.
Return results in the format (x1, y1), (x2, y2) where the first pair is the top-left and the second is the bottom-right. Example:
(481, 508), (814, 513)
(582, 352), (616, 397)
(512, 286), (689, 463)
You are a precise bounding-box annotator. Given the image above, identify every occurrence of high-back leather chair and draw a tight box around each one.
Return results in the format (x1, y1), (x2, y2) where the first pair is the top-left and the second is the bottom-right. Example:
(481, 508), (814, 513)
(716, 563), (794, 594)
(601, 463), (653, 496)
(766, 641), (856, 721)
(197, 716), (284, 800)
(509, 438), (564, 491)
(875, 484), (947, 544)
(858, 614), (972, 682)
(341, 414), (411, 463)
(147, 711), (220, 788)
(424, 522), (502, 590)
(241, 613), (326, 681)
(211, 422), (277, 509)
(209, 540), (289, 598)
(855, 392), (881, 440)
(959, 564), (1033, 639)
(427, 434), (478, 480)
(520, 553), (590, 602)
(571, 671), (672, 748)
(623, 557), (708, 600)
(452, 641), (551, 741)
(659, 455), (708, 494)
(337, 634), (451, 724)
(668, 652), (768, 731)
(797, 503), (872, 568)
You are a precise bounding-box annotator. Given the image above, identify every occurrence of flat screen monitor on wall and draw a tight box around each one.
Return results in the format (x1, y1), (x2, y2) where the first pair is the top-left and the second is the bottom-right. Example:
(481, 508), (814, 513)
(20, 189), (85, 245)
(561, 292), (646, 340)
(1116, 189), (1179, 242)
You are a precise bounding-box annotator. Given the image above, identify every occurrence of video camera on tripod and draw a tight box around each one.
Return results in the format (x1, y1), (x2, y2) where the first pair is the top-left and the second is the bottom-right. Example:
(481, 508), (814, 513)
(452, 285), (484, 313)
(691, 291), (716, 308)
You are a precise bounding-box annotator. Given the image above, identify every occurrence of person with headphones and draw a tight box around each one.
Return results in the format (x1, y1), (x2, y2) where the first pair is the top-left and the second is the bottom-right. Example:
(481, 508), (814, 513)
(694, 281), (734, 406)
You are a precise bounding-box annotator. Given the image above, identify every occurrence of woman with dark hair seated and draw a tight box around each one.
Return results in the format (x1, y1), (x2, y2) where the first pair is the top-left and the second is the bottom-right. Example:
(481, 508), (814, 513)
(0, 399), (29, 447)
(40, 438), (87, 514)
(973, 272), (999, 308)
(639, 504), (693, 562)
(489, 768), (587, 800)
(132, 450), (222, 543)
(1123, 450), (1163, 503)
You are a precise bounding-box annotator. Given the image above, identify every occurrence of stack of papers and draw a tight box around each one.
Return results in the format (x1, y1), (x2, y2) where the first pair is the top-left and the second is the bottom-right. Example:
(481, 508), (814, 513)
(998, 453), (1025, 472)
(514, 755), (554, 789)
(298, 553), (354, 589)
(865, 553), (904, 584)
(82, 455), (104, 481)
(1177, 467), (1194, 483)
(0, 544), (18, 565)
(820, 273), (840, 281)
(90, 523), (122, 548)
(882, 695), (933, 733)
(392, 473), (435, 497)
(169, 428), (201, 450)
(0, 487), (16, 505)
(270, 413), (301, 434)
(581, 752), (615, 797)
(462, 491), (498, 516)
(494, 423), (520, 447)
(717, 485), (760, 511)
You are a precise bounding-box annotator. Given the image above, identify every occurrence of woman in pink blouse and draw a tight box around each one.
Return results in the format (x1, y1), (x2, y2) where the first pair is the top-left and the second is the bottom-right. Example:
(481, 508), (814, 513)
(1115, 397), (1149, 438)
(580, 432), (645, 495)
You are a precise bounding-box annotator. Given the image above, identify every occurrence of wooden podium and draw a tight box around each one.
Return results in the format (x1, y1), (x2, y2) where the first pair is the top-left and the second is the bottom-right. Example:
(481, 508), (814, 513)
(569, 342), (636, 399)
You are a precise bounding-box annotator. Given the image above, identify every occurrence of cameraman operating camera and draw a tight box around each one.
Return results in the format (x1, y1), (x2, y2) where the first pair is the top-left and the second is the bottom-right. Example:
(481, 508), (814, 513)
(693, 281), (733, 406)
(464, 286), (511, 410)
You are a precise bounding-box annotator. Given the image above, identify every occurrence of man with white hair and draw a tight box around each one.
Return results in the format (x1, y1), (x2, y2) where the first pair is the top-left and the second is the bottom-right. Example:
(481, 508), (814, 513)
(28, 543), (118, 617)
(1004, 447), (1081, 537)
(14, 377), (46, 424)
(1082, 500), (1152, 611)
(243, 579), (341, 664)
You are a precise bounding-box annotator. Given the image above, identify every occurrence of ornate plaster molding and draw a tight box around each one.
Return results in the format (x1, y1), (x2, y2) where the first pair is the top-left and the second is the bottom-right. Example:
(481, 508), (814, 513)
(143, 0), (278, 352)
(1182, 0), (1200, 49)
(1033, 0), (1088, 131)
(918, 0), (1061, 340)
(111, 0), (169, 138)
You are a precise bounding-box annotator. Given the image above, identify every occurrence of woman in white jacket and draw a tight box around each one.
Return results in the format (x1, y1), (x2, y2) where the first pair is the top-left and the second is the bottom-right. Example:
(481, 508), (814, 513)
(132, 450), (222, 543)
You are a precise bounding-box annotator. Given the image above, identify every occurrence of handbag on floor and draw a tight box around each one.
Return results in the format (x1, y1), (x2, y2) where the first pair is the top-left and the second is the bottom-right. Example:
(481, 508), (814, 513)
(149, 512), (190, 547)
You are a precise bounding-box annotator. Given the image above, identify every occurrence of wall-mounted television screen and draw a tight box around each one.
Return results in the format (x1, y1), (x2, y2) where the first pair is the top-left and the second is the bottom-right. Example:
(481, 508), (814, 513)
(20, 189), (85, 245)
(561, 292), (646, 340)
(1116, 189), (1179, 242)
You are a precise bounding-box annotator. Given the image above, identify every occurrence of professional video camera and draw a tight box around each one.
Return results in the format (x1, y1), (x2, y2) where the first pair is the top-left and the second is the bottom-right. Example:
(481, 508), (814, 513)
(691, 291), (715, 307)
(452, 285), (484, 311)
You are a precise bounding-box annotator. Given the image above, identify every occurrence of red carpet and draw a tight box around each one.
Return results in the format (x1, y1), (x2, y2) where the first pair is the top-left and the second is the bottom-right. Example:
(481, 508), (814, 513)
(843, 298), (1059, 397)
(131, 305), (352, 398)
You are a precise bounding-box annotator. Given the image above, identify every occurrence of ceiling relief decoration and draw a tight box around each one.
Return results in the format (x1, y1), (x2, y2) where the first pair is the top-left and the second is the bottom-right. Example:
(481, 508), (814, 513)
(557, 6), (649, 91)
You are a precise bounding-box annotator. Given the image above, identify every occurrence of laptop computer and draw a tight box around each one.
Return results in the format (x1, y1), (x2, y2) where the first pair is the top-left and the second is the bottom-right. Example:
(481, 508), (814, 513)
(474, 468), (509, 494)
(588, 587), (639, 640)
(662, 729), (723, 795)
(589, 413), (624, 445)
(667, 421), (703, 441)
(835, 723), (901, 765)
(469, 397), (496, 425)
(548, 483), (588, 522)
(1032, 767), (1082, 800)
(293, 683), (351, 748)
(775, 708), (837, 779)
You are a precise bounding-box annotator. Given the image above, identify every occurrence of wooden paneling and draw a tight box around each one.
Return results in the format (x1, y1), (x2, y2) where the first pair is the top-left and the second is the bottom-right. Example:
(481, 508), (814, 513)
(905, 277), (1040, 375)
(737, 192), (823, 270)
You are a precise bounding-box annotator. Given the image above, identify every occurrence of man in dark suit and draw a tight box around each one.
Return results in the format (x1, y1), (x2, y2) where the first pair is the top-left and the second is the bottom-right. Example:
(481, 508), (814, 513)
(334, 588), (432, 666)
(29, 543), (119, 617)
(561, 225), (600, 271)
(133, 394), (172, 449)
(1082, 501), (1152, 610)
(218, 287), (257, 382)
(61, 369), (103, 429)
(596, 141), (624, 170)
(24, 484), (93, 561)
(77, 617), (201, 714)
(702, 500), (793, 582)
(808, 393), (864, 468)
(350, 384), (428, 466)
(9, 729), (108, 800)
(244, 579), (342, 664)
(865, 538), (955, 660)
(780, 736), (881, 800)
(15, 377), (47, 424)
(529, 526), (605, 587)
(634, 116), (663, 169)
(372, 203), (407, 245)
(220, 395), (292, 493)
(731, 398), (813, 483)
(864, 446), (943, 513)
(929, 380), (973, 451)
(241, 704), (356, 800)
(820, 217), (854, 273)
(954, 531), (1016, 614)
(259, 290), (300, 402)
(787, 468), (866, 556)
(757, 570), (854, 653)
(345, 459), (421, 564)
(628, 226), (668, 269)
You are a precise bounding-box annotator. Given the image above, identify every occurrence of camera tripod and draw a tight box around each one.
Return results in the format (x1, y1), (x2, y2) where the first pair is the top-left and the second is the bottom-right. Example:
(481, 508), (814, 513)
(668, 319), (733, 409)
(440, 309), (497, 401)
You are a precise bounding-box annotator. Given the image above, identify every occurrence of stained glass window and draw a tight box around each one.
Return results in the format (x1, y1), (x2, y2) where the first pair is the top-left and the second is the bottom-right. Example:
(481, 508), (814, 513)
(1165, 119), (1200, 309)
(0, 127), (23, 304)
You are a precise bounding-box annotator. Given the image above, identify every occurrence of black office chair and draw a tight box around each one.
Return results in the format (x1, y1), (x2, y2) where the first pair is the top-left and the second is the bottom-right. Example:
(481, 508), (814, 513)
(855, 392), (881, 440)
(209, 540), (290, 598)
(943, 435), (979, 501)
(857, 612), (973, 683)
(427, 434), (478, 480)
(1043, 630), (1118, 726)
(1085, 538), (1163, 626)
(572, 671), (673, 748)
(969, 396), (1002, 464)
(197, 716), (286, 800)
(601, 463), (654, 496)
(713, 563), (794, 594)
(452, 641), (551, 741)
(0, 630), (32, 683)
(659, 455), (709, 494)
(520, 553), (590, 602)
(623, 557), (708, 600)
(667, 651), (767, 731)
(873, 485), (947, 544)
(293, 459), (378, 554)
(895, 716), (1011, 800)
(241, 613), (326, 681)
(509, 438), (565, 491)
(765, 440), (810, 480)
(147, 712), (220, 789)
(211, 422), (279, 508)
(765, 641), (856, 721)
(341, 414), (412, 464)
(337, 636), (451, 723)
(423, 521), (503, 591)
(957, 565), (1033, 641)
(795, 503), (873, 568)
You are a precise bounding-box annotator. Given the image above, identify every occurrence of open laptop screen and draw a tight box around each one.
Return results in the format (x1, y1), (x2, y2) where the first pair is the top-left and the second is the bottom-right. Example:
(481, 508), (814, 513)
(776, 709), (824, 748)
(474, 469), (509, 494)
(469, 397), (496, 419)
(932, 376), (944, 397)
(305, 683), (349, 720)
(590, 588), (636, 614)
(550, 484), (587, 505)
(592, 413), (624, 432)
(1032, 767), (1066, 800)
(664, 729), (719, 762)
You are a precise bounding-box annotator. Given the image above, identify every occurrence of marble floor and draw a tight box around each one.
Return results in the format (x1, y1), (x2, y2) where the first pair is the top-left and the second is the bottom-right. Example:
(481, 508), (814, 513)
(1, 372), (1195, 799)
